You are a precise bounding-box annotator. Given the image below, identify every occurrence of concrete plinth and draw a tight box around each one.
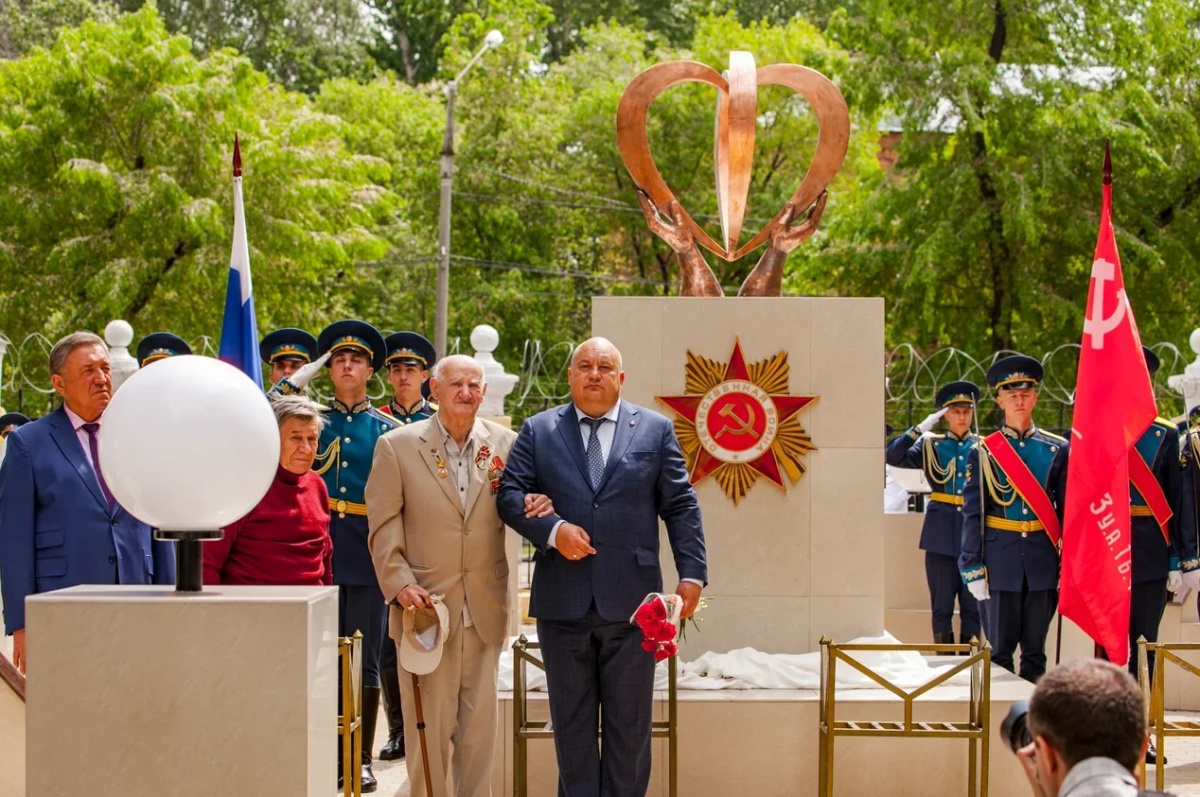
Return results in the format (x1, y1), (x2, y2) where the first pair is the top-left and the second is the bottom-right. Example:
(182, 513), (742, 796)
(26, 584), (338, 796)
(593, 296), (886, 655)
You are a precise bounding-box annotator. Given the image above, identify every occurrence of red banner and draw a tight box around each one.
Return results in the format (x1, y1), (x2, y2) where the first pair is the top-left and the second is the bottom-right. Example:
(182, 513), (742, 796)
(1059, 145), (1158, 666)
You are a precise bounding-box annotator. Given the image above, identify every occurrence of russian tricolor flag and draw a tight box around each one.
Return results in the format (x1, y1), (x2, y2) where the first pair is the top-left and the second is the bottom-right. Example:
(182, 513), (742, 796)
(218, 134), (263, 385)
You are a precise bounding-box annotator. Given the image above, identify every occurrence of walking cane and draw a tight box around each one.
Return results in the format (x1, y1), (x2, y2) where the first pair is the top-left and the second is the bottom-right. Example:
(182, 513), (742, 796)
(411, 673), (434, 795)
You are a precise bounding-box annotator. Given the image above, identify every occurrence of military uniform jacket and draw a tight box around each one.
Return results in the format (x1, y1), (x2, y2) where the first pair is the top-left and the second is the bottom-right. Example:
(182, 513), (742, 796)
(886, 428), (976, 557)
(1180, 426), (1200, 574)
(1130, 418), (1188, 583)
(316, 397), (398, 585)
(378, 398), (434, 425)
(959, 425), (1069, 592)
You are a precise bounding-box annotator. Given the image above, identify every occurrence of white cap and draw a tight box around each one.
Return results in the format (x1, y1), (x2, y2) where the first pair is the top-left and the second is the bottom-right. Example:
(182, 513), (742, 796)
(400, 596), (450, 675)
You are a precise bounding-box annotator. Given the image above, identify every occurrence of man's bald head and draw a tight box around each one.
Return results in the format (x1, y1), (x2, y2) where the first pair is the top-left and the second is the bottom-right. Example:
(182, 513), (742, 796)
(569, 337), (624, 418)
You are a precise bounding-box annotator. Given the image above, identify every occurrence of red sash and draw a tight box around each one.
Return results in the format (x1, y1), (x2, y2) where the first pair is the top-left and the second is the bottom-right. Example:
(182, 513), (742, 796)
(1129, 448), (1172, 544)
(982, 432), (1062, 546)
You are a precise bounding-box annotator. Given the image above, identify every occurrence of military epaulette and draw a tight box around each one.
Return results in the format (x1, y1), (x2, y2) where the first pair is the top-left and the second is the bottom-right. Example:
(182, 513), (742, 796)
(1153, 416), (1175, 430)
(926, 432), (946, 440)
(1039, 430), (1068, 443)
(368, 406), (399, 428)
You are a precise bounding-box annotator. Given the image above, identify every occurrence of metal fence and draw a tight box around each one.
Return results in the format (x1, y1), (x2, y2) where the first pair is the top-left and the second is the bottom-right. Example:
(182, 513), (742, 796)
(1, 331), (1192, 433)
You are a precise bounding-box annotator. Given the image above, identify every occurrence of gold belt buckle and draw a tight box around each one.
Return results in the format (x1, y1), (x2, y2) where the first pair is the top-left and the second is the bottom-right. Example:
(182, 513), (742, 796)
(336, 499), (348, 517)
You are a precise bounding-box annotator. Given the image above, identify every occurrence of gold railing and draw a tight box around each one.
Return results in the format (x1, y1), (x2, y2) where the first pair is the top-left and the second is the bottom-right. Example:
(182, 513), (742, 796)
(511, 635), (677, 797)
(1137, 638), (1200, 790)
(338, 631), (363, 797)
(818, 637), (992, 797)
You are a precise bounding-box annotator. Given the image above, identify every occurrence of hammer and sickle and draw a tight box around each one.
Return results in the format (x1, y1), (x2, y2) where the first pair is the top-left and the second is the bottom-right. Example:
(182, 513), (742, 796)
(715, 402), (760, 439)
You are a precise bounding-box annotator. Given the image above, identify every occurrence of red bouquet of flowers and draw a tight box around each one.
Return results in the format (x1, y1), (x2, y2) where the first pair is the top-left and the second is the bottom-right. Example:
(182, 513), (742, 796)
(631, 593), (683, 662)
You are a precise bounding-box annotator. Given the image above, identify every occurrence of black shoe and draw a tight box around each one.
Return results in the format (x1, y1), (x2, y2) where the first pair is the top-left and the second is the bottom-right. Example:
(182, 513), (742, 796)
(361, 760), (378, 793)
(933, 631), (955, 655)
(1146, 740), (1166, 765)
(380, 727), (406, 761)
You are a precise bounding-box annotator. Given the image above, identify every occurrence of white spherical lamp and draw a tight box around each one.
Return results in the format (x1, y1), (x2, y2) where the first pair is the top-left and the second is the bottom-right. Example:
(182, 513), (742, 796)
(98, 355), (280, 590)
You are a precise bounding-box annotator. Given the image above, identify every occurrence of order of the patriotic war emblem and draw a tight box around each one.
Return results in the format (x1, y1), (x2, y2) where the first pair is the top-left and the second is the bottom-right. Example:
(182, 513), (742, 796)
(656, 339), (817, 504)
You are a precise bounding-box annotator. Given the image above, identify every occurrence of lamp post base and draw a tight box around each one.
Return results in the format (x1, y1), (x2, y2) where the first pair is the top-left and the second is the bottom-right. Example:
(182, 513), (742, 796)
(154, 529), (224, 592)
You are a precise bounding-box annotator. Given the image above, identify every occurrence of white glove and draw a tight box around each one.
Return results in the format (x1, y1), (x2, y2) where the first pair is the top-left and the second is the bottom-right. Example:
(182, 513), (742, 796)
(1168, 570), (1183, 593)
(916, 408), (948, 434)
(284, 351), (331, 390)
(967, 579), (990, 602)
(1183, 570), (1200, 593)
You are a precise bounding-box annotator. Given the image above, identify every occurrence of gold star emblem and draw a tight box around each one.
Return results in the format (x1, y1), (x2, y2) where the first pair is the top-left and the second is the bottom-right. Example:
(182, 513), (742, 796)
(656, 339), (817, 504)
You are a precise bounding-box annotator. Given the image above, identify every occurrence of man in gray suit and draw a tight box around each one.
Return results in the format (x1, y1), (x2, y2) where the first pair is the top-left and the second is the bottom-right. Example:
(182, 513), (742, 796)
(498, 337), (707, 797)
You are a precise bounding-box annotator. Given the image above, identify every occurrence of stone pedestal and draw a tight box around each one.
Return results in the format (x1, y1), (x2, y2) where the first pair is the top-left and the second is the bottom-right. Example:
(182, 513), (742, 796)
(593, 296), (885, 654)
(26, 584), (338, 796)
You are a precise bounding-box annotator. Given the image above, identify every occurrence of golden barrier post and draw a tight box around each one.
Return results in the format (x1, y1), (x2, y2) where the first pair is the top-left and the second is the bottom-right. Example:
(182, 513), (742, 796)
(1137, 638), (1200, 791)
(818, 636), (992, 797)
(338, 631), (364, 797)
(512, 635), (678, 796)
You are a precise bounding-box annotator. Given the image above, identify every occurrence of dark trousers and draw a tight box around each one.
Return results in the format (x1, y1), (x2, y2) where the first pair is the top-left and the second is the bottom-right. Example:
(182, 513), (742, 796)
(538, 607), (656, 797)
(926, 552), (982, 640)
(986, 580), (1058, 682)
(339, 584), (387, 687)
(1127, 579), (1168, 678)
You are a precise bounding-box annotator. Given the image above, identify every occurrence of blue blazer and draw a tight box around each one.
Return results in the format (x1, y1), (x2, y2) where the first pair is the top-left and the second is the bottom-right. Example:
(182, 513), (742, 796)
(0, 407), (175, 634)
(497, 401), (706, 623)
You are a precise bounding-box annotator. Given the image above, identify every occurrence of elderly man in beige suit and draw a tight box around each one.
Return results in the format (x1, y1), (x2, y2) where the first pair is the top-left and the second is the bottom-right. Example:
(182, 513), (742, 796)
(366, 354), (550, 796)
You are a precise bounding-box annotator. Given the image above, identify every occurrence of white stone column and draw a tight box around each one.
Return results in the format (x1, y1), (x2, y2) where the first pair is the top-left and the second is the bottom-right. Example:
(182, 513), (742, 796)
(472, 324), (519, 417)
(1169, 328), (1200, 416)
(104, 319), (139, 392)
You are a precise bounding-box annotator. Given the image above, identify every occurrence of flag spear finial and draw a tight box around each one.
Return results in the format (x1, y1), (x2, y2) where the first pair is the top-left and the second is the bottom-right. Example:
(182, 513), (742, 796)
(233, 132), (242, 178)
(1103, 140), (1111, 186)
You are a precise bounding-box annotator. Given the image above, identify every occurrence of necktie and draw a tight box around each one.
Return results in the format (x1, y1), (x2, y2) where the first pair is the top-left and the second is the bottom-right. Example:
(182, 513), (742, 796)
(581, 417), (607, 489)
(82, 423), (115, 512)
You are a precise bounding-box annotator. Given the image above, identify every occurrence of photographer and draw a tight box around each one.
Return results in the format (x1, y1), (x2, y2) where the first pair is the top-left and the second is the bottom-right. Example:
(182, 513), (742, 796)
(1011, 659), (1163, 797)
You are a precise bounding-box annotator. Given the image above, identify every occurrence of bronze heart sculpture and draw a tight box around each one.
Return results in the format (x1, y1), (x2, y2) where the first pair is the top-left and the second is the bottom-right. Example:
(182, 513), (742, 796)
(616, 52), (850, 265)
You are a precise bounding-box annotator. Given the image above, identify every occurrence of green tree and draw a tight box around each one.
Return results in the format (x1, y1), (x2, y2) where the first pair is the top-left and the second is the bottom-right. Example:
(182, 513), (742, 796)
(0, 6), (438, 376)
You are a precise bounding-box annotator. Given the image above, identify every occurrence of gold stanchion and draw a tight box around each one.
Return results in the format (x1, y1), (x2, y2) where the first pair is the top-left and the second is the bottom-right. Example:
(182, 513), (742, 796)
(1137, 638), (1200, 791)
(337, 632), (364, 797)
(511, 635), (678, 796)
(818, 636), (992, 797)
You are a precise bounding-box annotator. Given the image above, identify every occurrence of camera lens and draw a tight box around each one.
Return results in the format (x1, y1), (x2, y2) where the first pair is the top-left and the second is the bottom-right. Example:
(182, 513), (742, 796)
(1001, 700), (1032, 752)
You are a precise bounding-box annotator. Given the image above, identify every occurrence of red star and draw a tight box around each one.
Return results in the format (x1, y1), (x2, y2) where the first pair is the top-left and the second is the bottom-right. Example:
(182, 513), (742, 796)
(657, 340), (816, 489)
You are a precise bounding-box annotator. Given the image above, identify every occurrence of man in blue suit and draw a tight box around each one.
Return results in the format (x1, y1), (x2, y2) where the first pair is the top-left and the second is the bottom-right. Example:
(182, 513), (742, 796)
(498, 337), (707, 797)
(0, 332), (176, 673)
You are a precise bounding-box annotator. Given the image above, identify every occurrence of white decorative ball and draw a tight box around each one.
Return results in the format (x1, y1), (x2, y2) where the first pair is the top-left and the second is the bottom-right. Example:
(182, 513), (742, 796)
(105, 319), (134, 348)
(470, 324), (499, 353)
(1190, 328), (1200, 357)
(98, 356), (280, 529)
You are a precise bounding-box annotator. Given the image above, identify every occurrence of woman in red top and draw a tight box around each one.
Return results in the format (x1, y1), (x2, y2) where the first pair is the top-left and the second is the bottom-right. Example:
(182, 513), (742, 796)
(204, 395), (333, 586)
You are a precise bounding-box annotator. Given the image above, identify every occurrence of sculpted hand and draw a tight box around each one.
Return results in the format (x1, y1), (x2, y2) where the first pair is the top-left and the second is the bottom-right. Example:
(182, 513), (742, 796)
(637, 189), (695, 254)
(396, 584), (433, 611)
(12, 629), (24, 674)
(676, 582), (702, 619)
(557, 523), (596, 561)
(524, 493), (555, 519)
(917, 408), (948, 434)
(768, 191), (827, 255)
(1168, 570), (1183, 593)
(967, 579), (990, 603)
(284, 351), (331, 391)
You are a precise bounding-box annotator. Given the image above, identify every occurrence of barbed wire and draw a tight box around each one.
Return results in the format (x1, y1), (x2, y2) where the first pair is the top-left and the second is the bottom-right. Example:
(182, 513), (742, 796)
(2, 331), (1194, 427)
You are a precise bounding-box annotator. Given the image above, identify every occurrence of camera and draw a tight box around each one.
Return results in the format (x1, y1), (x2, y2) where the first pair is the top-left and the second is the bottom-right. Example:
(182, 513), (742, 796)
(1001, 700), (1032, 752)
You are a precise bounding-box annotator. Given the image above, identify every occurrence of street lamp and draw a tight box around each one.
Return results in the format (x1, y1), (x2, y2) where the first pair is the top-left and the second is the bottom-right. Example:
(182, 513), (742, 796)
(435, 28), (504, 358)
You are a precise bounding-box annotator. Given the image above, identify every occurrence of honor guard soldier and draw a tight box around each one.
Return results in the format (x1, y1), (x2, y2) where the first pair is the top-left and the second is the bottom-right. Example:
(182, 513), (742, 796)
(1123, 349), (1197, 672)
(260, 328), (318, 387)
(274, 320), (395, 791)
(135, 332), (191, 367)
(0, 412), (30, 439)
(959, 355), (1069, 682)
(886, 381), (982, 648)
(373, 330), (437, 762)
(1182, 406), (1200, 619)
(379, 331), (436, 424)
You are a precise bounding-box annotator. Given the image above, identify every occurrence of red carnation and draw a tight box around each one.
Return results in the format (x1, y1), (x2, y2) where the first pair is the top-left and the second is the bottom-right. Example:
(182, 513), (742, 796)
(653, 646), (672, 662)
(641, 639), (658, 653)
(661, 641), (678, 658)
